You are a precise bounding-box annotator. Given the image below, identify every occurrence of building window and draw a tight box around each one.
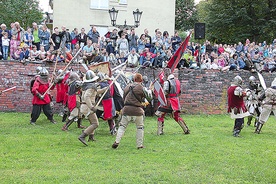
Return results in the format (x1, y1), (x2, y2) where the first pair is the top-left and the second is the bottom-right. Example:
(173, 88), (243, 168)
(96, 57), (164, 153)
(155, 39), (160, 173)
(90, 0), (108, 9)
(119, 0), (127, 5)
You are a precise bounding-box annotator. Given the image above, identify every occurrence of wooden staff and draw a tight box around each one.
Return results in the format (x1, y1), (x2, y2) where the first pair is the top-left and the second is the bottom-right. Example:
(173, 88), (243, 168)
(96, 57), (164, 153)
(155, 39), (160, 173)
(42, 47), (83, 97)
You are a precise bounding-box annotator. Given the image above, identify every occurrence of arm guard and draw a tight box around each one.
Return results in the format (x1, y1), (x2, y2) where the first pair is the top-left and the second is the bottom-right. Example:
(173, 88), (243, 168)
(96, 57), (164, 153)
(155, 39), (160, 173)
(143, 87), (153, 102)
(234, 86), (244, 97)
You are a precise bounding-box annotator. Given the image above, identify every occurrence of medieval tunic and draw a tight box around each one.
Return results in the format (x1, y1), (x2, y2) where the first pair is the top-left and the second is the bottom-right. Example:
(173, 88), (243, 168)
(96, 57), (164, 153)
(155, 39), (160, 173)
(227, 85), (250, 119)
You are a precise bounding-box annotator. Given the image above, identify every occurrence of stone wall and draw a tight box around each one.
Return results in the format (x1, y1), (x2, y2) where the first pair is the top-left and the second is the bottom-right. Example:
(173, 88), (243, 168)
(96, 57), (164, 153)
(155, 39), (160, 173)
(0, 61), (275, 114)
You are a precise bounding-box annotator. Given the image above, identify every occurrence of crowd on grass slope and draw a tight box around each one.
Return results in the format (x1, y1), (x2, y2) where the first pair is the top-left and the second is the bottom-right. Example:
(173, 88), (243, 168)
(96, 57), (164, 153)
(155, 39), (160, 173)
(1, 22), (276, 73)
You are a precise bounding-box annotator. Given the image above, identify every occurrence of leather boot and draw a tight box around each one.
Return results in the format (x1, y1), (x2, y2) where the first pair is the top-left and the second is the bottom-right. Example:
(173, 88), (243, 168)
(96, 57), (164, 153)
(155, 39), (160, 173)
(61, 124), (68, 131)
(78, 132), (88, 146)
(255, 122), (263, 134)
(247, 116), (253, 126)
(77, 118), (86, 129)
(62, 113), (68, 122)
(177, 120), (190, 134)
(88, 134), (96, 142)
(157, 121), (164, 135)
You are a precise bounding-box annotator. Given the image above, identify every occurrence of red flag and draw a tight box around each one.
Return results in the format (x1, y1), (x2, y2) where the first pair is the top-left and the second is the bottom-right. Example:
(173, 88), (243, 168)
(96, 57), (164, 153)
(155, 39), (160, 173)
(167, 32), (191, 72)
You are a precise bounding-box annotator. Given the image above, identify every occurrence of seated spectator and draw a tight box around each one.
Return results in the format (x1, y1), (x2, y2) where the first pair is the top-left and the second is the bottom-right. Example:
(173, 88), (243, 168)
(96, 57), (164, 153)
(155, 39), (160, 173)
(228, 54), (239, 70)
(251, 54), (262, 71)
(71, 43), (83, 62)
(13, 46), (22, 60)
(153, 51), (164, 68)
(217, 54), (227, 68)
(108, 53), (118, 66)
(117, 52), (127, 64)
(139, 48), (156, 66)
(19, 44), (30, 62)
(237, 53), (247, 70)
(178, 50), (193, 68)
(82, 40), (94, 64)
(39, 45), (47, 61)
(30, 45), (40, 61)
(127, 48), (140, 67)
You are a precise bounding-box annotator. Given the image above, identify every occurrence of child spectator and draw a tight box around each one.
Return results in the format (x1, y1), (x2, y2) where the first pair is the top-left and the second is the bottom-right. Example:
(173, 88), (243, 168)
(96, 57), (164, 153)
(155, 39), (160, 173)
(1, 32), (10, 60)
(10, 35), (19, 59)
(30, 45), (40, 61)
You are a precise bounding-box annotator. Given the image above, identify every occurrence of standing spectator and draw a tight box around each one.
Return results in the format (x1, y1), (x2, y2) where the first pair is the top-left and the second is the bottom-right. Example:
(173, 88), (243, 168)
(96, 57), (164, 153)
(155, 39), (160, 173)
(77, 28), (87, 48)
(39, 25), (51, 51)
(70, 28), (78, 50)
(117, 33), (129, 55)
(51, 27), (62, 50)
(128, 28), (139, 51)
(227, 75), (250, 137)
(64, 28), (72, 51)
(10, 35), (20, 59)
(0, 24), (11, 55)
(171, 31), (181, 52)
(112, 73), (152, 149)
(12, 22), (25, 46)
(87, 26), (100, 44)
(137, 34), (146, 54)
(24, 27), (34, 49)
(109, 28), (118, 52)
(144, 28), (152, 44)
(32, 22), (41, 50)
(1, 32), (10, 60)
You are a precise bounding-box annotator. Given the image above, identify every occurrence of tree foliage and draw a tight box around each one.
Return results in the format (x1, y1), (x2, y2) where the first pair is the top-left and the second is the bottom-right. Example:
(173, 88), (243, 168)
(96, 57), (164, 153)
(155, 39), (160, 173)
(199, 0), (276, 44)
(175, 0), (198, 31)
(0, 0), (43, 29)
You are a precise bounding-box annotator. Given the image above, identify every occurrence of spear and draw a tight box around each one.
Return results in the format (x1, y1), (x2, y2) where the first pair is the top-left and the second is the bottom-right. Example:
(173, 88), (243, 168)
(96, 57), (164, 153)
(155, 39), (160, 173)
(42, 47), (83, 98)
(0, 86), (17, 95)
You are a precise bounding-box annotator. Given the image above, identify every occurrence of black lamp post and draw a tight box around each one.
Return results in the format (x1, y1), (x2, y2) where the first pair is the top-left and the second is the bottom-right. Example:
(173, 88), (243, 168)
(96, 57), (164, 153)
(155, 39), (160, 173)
(108, 7), (142, 29)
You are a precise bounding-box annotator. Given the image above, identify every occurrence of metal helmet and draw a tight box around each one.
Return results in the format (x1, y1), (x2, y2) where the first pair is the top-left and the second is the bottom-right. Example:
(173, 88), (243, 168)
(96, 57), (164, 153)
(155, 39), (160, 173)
(85, 70), (99, 82)
(249, 76), (256, 83)
(36, 66), (43, 74)
(142, 76), (148, 84)
(57, 69), (64, 76)
(69, 72), (80, 82)
(167, 74), (174, 80)
(40, 67), (49, 76)
(233, 75), (243, 86)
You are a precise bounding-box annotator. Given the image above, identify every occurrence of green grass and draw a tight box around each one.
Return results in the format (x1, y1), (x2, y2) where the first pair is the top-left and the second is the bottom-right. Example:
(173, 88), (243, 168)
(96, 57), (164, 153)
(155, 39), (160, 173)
(0, 112), (275, 184)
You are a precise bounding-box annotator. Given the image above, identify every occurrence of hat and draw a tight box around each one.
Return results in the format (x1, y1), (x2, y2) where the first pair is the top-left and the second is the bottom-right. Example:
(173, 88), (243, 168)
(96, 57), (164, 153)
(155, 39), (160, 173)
(134, 73), (143, 82)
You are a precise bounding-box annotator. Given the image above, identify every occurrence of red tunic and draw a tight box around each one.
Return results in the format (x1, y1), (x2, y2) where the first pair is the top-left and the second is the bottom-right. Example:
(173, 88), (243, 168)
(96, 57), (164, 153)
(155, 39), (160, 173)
(167, 79), (181, 111)
(227, 86), (247, 113)
(31, 77), (54, 105)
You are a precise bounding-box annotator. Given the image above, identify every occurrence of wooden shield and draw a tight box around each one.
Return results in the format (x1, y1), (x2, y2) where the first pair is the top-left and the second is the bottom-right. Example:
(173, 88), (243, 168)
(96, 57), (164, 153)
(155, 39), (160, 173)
(89, 62), (112, 77)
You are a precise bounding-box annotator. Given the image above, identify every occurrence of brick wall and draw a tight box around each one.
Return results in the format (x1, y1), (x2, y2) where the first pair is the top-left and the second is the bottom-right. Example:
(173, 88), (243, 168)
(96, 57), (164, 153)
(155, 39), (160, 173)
(0, 61), (275, 114)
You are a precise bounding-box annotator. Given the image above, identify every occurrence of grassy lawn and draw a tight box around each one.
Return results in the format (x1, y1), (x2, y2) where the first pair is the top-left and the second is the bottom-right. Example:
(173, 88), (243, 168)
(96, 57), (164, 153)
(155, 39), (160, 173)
(0, 112), (275, 184)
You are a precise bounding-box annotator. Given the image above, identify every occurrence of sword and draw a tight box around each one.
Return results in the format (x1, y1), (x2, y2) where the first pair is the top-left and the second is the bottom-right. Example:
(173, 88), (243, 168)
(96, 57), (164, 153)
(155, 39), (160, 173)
(111, 62), (126, 71)
(257, 72), (267, 90)
(1, 86), (17, 94)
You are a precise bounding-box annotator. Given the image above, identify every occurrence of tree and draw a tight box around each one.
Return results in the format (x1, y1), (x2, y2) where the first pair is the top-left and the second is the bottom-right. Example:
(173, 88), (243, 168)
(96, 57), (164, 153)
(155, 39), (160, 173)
(175, 0), (198, 31)
(200, 0), (276, 44)
(0, 0), (43, 29)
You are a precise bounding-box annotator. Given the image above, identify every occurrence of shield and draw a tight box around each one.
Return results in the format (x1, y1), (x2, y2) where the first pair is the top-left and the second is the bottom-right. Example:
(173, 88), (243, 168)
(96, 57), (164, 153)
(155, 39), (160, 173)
(89, 62), (112, 77)
(153, 81), (167, 106)
(257, 72), (267, 90)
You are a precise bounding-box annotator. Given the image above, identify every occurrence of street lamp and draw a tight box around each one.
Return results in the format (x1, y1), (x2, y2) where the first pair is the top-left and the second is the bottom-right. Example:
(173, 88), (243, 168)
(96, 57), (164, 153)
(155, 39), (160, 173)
(108, 7), (142, 29)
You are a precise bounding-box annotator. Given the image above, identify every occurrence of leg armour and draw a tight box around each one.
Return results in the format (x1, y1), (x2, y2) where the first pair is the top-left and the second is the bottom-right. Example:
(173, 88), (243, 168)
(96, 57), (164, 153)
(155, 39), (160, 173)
(255, 122), (264, 134)
(157, 121), (164, 135)
(177, 119), (190, 134)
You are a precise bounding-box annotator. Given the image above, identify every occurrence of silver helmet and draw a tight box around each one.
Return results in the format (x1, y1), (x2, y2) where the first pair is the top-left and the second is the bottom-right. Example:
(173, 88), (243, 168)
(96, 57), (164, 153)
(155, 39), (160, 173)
(249, 76), (256, 83)
(69, 72), (80, 82)
(40, 68), (49, 76)
(36, 66), (43, 74)
(167, 74), (174, 80)
(97, 72), (109, 81)
(233, 75), (243, 86)
(85, 70), (99, 82)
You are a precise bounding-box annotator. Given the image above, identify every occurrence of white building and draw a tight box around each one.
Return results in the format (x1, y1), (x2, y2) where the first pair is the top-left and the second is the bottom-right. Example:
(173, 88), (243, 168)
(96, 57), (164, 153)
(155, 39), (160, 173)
(50, 0), (175, 37)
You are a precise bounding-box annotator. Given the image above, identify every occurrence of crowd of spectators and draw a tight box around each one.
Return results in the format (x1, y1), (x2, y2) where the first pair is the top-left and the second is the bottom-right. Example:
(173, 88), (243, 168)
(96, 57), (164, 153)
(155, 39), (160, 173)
(0, 21), (276, 73)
